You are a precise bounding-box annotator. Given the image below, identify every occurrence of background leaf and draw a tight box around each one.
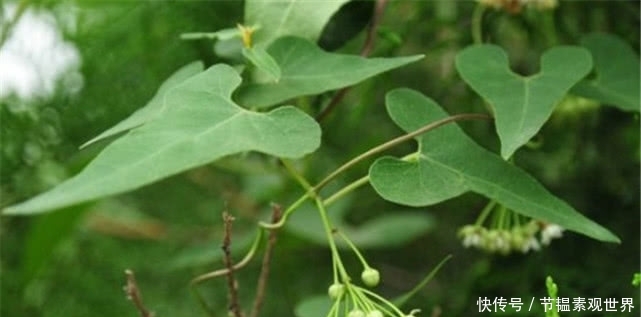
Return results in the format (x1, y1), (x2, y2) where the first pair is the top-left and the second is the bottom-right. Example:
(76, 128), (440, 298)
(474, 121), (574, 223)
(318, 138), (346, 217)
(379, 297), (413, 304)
(571, 33), (640, 112)
(80, 61), (204, 148)
(236, 36), (423, 108)
(456, 45), (592, 159)
(244, 0), (350, 48)
(3, 64), (321, 215)
(180, 27), (241, 41)
(286, 196), (433, 249)
(294, 295), (335, 317)
(368, 89), (619, 243)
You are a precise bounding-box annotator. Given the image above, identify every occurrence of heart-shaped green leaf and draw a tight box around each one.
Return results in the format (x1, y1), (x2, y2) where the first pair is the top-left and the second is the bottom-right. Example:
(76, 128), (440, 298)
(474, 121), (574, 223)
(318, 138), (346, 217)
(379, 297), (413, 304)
(456, 45), (592, 159)
(237, 36), (423, 108)
(4, 64), (321, 215)
(369, 88), (619, 243)
(81, 61), (204, 148)
(571, 33), (640, 112)
(245, 0), (349, 48)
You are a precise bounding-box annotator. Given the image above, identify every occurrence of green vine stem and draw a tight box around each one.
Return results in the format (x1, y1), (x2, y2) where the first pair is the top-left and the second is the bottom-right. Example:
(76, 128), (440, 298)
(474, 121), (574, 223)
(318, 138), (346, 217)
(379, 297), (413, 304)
(314, 113), (491, 192)
(260, 194), (308, 229)
(541, 11), (559, 47)
(471, 3), (487, 44)
(323, 175), (370, 207)
(261, 113), (490, 229)
(189, 228), (264, 285)
(189, 227), (264, 317)
(281, 159), (316, 197)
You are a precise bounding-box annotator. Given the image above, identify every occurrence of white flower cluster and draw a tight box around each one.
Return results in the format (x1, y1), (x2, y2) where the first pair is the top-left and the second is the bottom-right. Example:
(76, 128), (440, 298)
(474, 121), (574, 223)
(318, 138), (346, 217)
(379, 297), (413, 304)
(458, 221), (564, 255)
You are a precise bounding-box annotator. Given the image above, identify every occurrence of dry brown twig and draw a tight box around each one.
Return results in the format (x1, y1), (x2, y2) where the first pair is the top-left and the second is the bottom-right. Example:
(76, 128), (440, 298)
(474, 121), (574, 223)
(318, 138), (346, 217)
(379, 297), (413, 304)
(123, 269), (155, 317)
(249, 204), (283, 317)
(315, 0), (390, 122)
(222, 211), (244, 317)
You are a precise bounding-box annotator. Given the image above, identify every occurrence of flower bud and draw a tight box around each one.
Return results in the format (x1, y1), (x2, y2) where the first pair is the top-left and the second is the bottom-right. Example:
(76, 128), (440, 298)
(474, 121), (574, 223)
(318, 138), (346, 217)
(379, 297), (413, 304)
(348, 309), (365, 317)
(367, 310), (384, 317)
(327, 283), (344, 300)
(361, 268), (380, 287)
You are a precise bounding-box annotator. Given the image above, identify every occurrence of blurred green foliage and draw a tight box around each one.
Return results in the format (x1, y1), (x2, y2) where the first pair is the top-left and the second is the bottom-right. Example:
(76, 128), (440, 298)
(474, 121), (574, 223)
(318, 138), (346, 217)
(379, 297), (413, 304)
(1, 1), (639, 317)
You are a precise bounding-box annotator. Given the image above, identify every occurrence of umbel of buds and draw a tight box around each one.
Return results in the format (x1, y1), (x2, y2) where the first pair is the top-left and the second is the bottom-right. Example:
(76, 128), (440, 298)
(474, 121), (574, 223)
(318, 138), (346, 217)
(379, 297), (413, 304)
(458, 202), (565, 255)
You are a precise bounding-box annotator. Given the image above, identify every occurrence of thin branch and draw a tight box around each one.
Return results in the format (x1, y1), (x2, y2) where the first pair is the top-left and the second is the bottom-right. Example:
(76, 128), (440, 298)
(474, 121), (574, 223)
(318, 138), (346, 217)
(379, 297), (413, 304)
(249, 204), (283, 317)
(123, 269), (155, 317)
(222, 212), (244, 317)
(315, 0), (389, 122)
(360, 0), (389, 57)
(314, 113), (492, 192)
(315, 88), (348, 123)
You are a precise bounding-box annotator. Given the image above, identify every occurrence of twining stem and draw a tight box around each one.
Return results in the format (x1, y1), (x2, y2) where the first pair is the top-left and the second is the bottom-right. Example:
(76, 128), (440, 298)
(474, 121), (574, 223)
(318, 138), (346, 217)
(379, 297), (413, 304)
(260, 194), (307, 229)
(258, 159), (316, 229)
(541, 11), (558, 47)
(471, 3), (487, 44)
(190, 229), (263, 284)
(360, 0), (389, 57)
(261, 113), (491, 230)
(314, 113), (491, 192)
(324, 175), (370, 207)
(323, 153), (419, 207)
(279, 159), (350, 282)
(281, 159), (316, 197)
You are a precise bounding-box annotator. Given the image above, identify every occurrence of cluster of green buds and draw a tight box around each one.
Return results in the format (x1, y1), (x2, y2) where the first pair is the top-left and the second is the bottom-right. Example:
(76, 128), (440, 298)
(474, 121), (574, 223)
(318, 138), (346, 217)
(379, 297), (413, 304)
(477, 0), (557, 13)
(325, 231), (421, 317)
(327, 280), (420, 317)
(458, 201), (564, 255)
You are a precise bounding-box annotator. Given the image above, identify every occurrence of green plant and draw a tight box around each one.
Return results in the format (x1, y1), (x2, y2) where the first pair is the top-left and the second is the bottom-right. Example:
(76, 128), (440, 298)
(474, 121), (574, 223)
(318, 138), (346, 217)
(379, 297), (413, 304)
(544, 276), (560, 317)
(2, 1), (638, 316)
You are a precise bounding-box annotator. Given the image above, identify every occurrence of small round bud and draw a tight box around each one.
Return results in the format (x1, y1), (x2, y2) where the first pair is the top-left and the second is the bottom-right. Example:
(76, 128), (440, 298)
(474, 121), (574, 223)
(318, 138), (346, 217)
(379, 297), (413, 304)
(348, 309), (365, 317)
(361, 268), (380, 287)
(328, 283), (345, 300)
(366, 310), (384, 317)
